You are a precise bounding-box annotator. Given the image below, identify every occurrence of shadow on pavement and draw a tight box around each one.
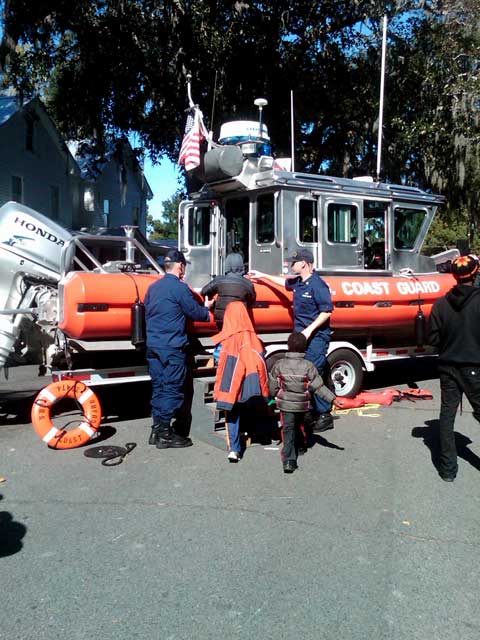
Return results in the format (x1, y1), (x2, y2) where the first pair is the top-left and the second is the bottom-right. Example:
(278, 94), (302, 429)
(0, 495), (27, 558)
(364, 356), (438, 391)
(311, 433), (345, 451)
(0, 392), (37, 426)
(1, 358), (439, 430)
(412, 419), (480, 475)
(0, 382), (152, 428)
(95, 383), (152, 422)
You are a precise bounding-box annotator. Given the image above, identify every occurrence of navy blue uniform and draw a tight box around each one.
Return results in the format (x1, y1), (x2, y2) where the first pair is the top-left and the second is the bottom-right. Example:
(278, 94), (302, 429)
(145, 274), (210, 426)
(286, 271), (333, 413)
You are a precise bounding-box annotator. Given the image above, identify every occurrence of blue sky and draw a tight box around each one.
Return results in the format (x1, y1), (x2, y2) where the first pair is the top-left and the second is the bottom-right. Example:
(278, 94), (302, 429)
(143, 156), (182, 220)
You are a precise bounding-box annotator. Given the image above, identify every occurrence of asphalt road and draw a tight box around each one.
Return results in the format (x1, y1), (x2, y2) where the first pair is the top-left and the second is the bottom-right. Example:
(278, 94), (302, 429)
(1, 360), (480, 640)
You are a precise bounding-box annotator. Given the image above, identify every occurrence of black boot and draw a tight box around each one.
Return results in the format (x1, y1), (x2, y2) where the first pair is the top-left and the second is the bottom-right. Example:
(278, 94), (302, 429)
(313, 412), (334, 433)
(149, 424), (162, 445)
(168, 429), (193, 448)
(155, 422), (174, 449)
(155, 424), (193, 449)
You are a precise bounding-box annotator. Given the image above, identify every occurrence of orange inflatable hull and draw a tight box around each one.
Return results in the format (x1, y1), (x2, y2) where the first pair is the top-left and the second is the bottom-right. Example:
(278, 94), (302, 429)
(59, 271), (456, 345)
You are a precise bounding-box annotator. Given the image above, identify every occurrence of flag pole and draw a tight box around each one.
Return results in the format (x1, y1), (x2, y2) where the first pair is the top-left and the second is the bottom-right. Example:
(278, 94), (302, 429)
(290, 90), (295, 172)
(376, 15), (388, 181)
(186, 73), (195, 109)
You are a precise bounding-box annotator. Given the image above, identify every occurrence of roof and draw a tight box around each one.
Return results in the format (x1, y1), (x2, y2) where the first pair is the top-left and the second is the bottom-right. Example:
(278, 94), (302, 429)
(0, 94), (32, 126)
(67, 138), (153, 198)
(67, 140), (114, 180)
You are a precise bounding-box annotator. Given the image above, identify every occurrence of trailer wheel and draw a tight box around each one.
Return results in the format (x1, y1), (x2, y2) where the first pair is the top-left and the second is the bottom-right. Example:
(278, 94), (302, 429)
(327, 349), (363, 398)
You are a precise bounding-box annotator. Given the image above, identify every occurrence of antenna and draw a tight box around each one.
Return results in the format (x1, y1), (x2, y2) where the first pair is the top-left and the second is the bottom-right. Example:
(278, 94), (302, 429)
(376, 16), (388, 181)
(290, 90), (295, 172)
(254, 98), (268, 138)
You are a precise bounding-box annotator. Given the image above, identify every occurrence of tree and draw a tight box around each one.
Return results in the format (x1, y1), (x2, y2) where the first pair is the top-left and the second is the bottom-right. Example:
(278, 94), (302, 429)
(1, 0), (478, 244)
(147, 189), (185, 240)
(0, 1), (408, 161)
(386, 1), (480, 229)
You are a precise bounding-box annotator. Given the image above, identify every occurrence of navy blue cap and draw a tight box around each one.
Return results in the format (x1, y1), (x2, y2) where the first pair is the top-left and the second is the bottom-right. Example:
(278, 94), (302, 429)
(287, 248), (314, 264)
(163, 249), (189, 265)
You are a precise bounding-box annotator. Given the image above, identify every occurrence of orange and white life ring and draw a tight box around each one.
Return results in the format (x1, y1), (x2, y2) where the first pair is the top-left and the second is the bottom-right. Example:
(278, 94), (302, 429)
(31, 380), (102, 449)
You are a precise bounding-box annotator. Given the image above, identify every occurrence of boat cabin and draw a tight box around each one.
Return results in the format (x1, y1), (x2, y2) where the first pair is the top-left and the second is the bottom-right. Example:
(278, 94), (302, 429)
(178, 130), (445, 288)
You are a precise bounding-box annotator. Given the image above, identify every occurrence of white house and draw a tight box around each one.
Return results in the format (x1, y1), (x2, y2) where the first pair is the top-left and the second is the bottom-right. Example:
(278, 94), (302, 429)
(0, 94), (81, 229)
(68, 138), (153, 234)
(0, 92), (153, 234)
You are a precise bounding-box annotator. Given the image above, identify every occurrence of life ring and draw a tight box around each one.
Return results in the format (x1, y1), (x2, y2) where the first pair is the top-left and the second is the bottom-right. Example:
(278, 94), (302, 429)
(31, 380), (102, 449)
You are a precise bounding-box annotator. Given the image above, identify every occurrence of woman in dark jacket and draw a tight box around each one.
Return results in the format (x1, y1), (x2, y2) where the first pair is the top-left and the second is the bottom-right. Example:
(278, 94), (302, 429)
(201, 253), (256, 328)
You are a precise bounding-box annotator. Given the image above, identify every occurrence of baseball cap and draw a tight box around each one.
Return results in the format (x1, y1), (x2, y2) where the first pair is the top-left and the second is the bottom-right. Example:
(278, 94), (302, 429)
(451, 255), (479, 282)
(163, 249), (190, 265)
(287, 248), (315, 264)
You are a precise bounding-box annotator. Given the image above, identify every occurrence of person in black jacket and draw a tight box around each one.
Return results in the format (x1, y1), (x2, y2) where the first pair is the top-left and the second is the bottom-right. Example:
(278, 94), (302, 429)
(201, 253), (256, 328)
(268, 332), (346, 474)
(428, 254), (480, 482)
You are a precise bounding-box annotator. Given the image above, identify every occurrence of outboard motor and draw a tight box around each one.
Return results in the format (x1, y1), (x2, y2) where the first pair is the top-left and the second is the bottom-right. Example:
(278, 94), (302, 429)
(0, 201), (72, 366)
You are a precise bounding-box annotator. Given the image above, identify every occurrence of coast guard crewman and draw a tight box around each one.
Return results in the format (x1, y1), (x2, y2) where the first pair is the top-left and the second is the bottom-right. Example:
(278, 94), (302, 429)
(145, 249), (212, 449)
(249, 248), (334, 432)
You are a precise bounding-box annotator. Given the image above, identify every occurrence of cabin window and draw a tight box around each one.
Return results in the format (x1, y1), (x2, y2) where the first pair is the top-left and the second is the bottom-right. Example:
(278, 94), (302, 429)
(50, 185), (59, 219)
(298, 199), (318, 243)
(225, 197), (249, 260)
(11, 175), (23, 203)
(256, 193), (275, 244)
(188, 205), (211, 246)
(394, 207), (426, 250)
(364, 201), (387, 269)
(327, 203), (358, 244)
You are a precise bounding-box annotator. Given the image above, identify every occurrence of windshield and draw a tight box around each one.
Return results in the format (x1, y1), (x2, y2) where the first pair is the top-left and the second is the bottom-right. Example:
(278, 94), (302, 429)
(394, 207), (426, 250)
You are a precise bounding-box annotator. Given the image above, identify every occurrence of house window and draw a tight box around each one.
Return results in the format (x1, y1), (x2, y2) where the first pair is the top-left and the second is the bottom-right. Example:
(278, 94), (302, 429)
(25, 119), (34, 152)
(103, 199), (110, 226)
(50, 185), (60, 219)
(84, 186), (95, 212)
(11, 176), (23, 203)
(133, 206), (139, 226)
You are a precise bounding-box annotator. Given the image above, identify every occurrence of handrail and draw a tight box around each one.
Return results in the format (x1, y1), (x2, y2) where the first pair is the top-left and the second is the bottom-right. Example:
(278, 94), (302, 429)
(60, 234), (164, 277)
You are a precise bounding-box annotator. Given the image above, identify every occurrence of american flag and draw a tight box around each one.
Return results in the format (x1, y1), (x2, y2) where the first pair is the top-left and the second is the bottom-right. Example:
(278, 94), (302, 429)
(178, 109), (206, 171)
